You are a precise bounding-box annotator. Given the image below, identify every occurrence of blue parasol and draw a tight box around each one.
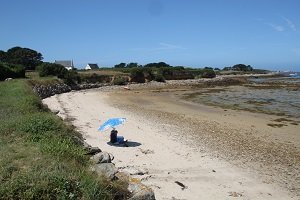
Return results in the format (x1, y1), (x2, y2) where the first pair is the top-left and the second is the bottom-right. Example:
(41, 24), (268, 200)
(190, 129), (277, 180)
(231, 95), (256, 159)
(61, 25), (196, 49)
(98, 118), (126, 131)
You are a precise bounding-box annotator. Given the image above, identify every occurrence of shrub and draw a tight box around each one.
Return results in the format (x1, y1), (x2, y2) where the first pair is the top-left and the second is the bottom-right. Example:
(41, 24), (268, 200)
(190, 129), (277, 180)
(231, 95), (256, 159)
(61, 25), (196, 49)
(154, 74), (166, 82)
(190, 68), (216, 78)
(63, 70), (81, 85)
(113, 76), (127, 85)
(0, 62), (25, 80)
(79, 73), (112, 83)
(37, 62), (67, 77)
(130, 68), (145, 83)
(37, 63), (81, 85)
(201, 69), (216, 78)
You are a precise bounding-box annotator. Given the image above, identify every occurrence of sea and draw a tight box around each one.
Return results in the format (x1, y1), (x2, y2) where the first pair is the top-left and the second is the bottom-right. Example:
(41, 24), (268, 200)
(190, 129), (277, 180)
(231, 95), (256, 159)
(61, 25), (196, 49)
(184, 74), (300, 118)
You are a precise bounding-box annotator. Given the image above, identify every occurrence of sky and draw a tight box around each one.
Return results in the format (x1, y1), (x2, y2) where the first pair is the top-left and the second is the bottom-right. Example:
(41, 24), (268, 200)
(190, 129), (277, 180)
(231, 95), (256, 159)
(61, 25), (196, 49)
(1, 0), (299, 71)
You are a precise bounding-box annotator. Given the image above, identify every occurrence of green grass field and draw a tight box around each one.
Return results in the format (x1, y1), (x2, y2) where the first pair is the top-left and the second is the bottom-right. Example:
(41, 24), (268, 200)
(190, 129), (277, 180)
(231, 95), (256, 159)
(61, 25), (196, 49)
(0, 80), (128, 199)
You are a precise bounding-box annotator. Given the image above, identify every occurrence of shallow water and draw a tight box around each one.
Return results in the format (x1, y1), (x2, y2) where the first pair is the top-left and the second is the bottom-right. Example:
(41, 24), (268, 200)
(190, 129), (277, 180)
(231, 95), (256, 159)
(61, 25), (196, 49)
(183, 77), (300, 118)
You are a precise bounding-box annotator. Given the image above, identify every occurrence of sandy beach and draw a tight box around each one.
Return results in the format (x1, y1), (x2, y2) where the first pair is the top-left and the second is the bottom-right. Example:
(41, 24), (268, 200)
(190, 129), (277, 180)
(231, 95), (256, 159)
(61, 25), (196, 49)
(42, 83), (299, 200)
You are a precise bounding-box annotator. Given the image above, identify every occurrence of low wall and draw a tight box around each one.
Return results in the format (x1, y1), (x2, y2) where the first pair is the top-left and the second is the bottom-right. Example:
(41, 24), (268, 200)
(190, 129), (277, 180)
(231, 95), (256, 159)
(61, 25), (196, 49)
(32, 83), (110, 99)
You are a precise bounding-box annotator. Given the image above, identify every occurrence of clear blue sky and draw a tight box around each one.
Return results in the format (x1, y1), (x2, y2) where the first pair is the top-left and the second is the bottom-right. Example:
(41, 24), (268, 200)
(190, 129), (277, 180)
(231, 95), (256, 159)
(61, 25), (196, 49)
(1, 0), (299, 71)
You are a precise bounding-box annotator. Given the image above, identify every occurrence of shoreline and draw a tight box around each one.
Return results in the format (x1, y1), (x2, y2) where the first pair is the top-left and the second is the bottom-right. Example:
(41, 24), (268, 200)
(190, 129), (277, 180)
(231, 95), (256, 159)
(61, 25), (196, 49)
(43, 76), (299, 199)
(42, 82), (299, 199)
(108, 86), (300, 194)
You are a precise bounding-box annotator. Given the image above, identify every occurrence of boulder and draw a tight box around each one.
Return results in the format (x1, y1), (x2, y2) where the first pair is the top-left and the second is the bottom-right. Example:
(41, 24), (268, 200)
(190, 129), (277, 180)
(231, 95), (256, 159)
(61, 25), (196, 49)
(125, 166), (148, 176)
(91, 151), (114, 164)
(84, 146), (102, 155)
(93, 163), (118, 180)
(128, 178), (156, 200)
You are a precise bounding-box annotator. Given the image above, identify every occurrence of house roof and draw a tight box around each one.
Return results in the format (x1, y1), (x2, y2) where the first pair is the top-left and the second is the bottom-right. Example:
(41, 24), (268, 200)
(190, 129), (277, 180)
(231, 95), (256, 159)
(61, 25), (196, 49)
(54, 60), (73, 68)
(86, 63), (99, 69)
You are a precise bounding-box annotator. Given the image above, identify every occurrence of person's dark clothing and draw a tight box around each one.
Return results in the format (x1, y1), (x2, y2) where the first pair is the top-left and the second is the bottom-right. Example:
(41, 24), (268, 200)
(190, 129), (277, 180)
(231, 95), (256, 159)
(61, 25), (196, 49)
(110, 130), (118, 143)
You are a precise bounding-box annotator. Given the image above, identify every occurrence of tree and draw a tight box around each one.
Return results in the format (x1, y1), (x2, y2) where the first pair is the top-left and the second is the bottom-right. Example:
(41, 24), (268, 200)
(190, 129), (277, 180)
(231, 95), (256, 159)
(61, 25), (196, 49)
(144, 62), (171, 68)
(223, 67), (232, 71)
(114, 62), (126, 68)
(5, 46), (43, 70)
(126, 62), (139, 68)
(231, 64), (253, 71)
(0, 50), (6, 62)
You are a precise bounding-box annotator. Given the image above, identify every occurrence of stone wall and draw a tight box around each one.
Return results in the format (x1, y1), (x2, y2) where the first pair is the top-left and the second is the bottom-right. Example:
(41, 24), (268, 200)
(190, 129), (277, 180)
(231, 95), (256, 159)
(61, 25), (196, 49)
(32, 83), (110, 99)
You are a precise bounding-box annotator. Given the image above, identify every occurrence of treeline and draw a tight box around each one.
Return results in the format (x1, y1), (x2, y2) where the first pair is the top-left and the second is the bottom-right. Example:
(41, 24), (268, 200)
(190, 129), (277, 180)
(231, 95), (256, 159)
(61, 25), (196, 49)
(1, 46), (260, 84)
(112, 62), (217, 83)
(0, 46), (79, 83)
(0, 47), (43, 70)
(114, 62), (171, 68)
(0, 47), (43, 80)
(223, 64), (253, 71)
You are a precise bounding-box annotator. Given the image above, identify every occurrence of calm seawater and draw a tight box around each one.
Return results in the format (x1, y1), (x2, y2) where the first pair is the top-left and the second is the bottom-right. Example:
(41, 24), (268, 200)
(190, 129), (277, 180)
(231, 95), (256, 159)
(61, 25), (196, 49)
(184, 76), (300, 118)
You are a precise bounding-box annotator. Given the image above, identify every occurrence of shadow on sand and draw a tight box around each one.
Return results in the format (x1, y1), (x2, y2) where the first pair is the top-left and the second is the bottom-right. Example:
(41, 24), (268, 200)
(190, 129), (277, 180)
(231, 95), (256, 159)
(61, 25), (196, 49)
(106, 141), (141, 148)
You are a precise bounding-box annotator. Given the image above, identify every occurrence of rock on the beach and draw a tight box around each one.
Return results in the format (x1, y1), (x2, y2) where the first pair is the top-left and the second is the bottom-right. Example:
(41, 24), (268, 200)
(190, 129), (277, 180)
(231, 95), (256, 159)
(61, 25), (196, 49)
(84, 146), (102, 155)
(93, 163), (118, 180)
(125, 166), (148, 176)
(91, 151), (114, 164)
(128, 178), (156, 200)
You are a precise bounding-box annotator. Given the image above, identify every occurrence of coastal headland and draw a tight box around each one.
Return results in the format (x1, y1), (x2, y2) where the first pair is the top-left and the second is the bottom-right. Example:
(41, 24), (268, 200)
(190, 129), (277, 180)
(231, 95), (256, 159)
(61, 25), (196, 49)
(43, 76), (300, 199)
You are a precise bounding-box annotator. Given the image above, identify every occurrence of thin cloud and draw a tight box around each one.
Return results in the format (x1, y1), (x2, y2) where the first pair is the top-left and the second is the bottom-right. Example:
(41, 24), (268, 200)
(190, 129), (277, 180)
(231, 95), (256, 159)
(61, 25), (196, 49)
(268, 23), (285, 32)
(282, 17), (296, 31)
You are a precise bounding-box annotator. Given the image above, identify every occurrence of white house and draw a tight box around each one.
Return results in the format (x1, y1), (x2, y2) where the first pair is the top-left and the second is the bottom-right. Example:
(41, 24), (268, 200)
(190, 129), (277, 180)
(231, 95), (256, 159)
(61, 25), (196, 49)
(54, 60), (74, 70)
(85, 63), (99, 70)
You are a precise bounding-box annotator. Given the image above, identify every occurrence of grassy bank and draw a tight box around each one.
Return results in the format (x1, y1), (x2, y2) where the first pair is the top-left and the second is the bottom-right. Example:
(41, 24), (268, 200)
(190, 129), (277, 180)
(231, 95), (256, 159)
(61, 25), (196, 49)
(0, 80), (128, 199)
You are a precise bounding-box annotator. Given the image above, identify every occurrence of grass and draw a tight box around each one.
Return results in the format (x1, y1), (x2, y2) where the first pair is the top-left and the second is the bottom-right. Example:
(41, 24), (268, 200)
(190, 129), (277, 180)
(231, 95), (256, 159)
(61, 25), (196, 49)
(0, 80), (129, 199)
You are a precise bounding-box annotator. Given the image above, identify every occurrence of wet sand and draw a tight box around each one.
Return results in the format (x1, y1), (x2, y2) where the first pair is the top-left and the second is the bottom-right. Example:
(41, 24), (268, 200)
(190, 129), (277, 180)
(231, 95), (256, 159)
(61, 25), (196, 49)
(42, 83), (299, 199)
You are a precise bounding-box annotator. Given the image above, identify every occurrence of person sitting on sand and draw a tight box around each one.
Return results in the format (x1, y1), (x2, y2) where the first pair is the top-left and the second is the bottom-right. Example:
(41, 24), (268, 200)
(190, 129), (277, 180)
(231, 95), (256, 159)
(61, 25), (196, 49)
(110, 129), (118, 143)
(110, 128), (125, 144)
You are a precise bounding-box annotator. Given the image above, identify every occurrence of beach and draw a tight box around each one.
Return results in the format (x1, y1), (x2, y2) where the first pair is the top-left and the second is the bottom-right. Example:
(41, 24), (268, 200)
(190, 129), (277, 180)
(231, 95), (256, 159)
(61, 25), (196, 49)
(42, 80), (299, 200)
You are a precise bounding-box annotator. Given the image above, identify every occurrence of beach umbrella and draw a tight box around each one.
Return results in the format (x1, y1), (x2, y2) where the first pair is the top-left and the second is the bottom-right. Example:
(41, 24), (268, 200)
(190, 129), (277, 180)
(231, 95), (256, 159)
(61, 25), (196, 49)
(98, 118), (126, 131)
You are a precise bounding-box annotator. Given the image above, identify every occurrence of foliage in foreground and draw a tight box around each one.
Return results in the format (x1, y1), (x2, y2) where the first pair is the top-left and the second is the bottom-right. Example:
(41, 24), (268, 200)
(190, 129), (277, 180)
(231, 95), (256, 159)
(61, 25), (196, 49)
(0, 80), (128, 199)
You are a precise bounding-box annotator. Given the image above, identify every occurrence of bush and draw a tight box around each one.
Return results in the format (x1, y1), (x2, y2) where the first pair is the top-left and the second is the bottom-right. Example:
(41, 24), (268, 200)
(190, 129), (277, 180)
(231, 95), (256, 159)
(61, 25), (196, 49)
(113, 76), (127, 85)
(0, 62), (25, 80)
(189, 68), (216, 78)
(79, 73), (112, 83)
(130, 68), (145, 83)
(63, 70), (81, 85)
(201, 69), (216, 78)
(154, 74), (166, 82)
(37, 62), (67, 77)
(37, 63), (80, 85)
